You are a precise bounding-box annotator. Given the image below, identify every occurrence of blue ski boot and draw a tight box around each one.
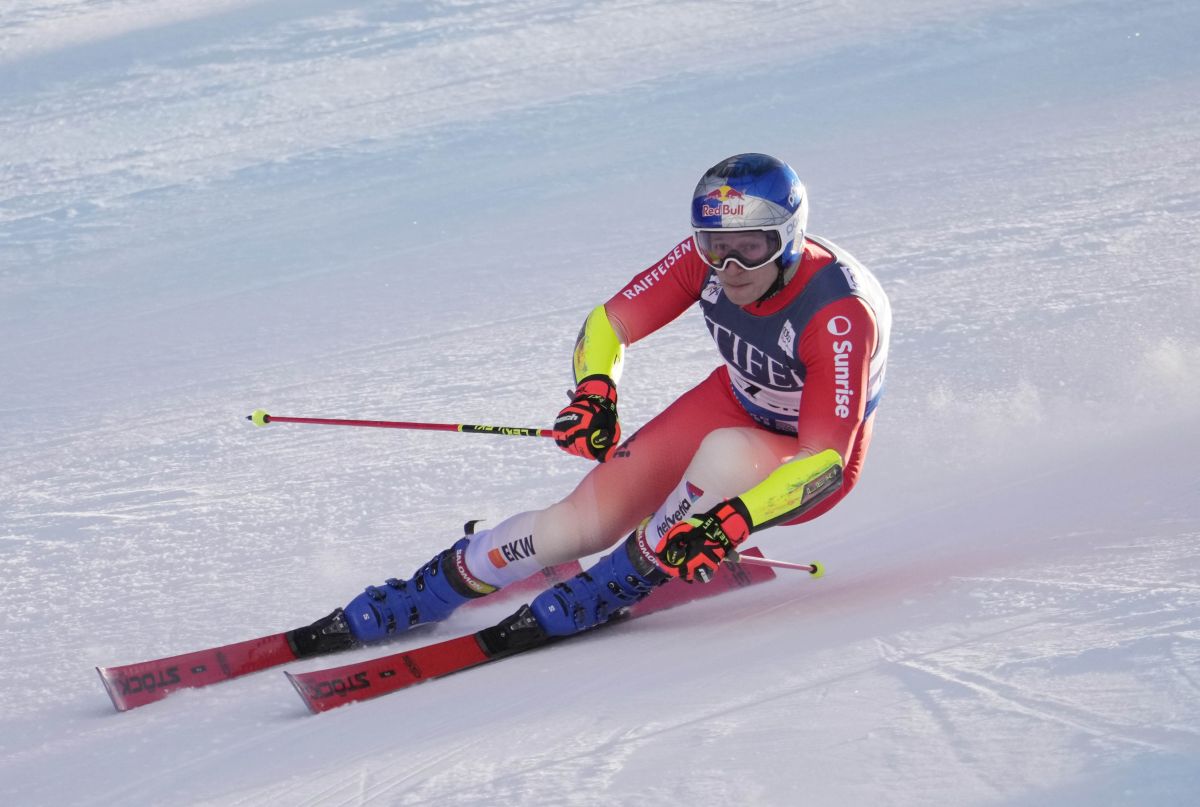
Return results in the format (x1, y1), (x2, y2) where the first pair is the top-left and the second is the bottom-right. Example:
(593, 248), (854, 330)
(529, 528), (668, 637)
(344, 537), (495, 643)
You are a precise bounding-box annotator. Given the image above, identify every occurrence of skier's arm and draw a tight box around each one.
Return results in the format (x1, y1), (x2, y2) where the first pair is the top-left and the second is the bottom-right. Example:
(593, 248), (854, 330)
(571, 303), (625, 385)
(555, 238), (708, 462)
(554, 305), (625, 461)
(651, 448), (845, 582)
(792, 295), (878, 461)
(602, 237), (710, 345)
(734, 448), (846, 531)
(565, 236), (709, 381)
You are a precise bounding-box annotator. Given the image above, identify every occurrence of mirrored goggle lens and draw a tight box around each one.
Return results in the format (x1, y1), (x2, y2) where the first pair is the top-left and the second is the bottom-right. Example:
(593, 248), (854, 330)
(695, 228), (783, 270)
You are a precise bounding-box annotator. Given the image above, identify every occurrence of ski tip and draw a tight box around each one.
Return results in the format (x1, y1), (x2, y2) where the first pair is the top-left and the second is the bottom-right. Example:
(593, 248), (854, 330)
(284, 671), (319, 715)
(809, 561), (825, 579)
(248, 409), (271, 426)
(95, 666), (128, 713)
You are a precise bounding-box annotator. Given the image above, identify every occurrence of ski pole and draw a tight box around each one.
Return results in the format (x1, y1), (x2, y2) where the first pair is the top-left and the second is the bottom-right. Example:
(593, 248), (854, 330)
(246, 409), (553, 439)
(731, 551), (825, 578)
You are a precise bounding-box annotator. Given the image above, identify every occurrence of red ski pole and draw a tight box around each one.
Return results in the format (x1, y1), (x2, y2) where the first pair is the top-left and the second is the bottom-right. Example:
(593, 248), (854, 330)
(247, 409), (553, 439)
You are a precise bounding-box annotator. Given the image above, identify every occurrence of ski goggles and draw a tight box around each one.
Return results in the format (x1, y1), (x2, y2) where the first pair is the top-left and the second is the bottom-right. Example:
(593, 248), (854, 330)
(694, 227), (785, 271)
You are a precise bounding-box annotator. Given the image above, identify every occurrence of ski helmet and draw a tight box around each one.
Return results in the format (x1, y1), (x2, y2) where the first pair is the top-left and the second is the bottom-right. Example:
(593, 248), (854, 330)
(691, 153), (808, 273)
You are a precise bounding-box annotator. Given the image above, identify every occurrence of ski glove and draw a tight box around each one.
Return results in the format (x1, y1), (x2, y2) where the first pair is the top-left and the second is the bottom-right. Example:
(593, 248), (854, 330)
(653, 499), (752, 583)
(554, 374), (621, 462)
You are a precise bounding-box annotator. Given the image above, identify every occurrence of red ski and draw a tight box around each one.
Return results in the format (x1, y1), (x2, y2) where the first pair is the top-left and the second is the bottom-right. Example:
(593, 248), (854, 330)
(97, 560), (583, 712)
(285, 548), (777, 713)
(97, 633), (297, 712)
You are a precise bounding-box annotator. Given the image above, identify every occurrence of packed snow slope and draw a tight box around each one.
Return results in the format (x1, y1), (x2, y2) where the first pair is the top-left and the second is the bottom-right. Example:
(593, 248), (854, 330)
(2, 1), (1198, 805)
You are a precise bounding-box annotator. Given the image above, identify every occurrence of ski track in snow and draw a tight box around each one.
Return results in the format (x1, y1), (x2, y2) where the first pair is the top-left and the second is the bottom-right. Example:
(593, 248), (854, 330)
(3, 0), (1200, 805)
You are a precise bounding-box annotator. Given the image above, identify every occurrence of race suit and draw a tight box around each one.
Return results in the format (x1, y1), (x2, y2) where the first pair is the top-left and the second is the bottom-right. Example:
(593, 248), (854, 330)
(456, 234), (892, 592)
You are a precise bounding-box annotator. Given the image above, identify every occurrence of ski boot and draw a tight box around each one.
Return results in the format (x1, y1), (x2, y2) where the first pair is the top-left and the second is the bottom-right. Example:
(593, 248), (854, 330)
(343, 537), (494, 644)
(529, 528), (668, 637)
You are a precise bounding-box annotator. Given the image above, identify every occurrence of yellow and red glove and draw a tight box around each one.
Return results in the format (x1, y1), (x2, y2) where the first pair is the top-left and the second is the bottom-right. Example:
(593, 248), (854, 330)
(653, 499), (752, 583)
(553, 374), (621, 462)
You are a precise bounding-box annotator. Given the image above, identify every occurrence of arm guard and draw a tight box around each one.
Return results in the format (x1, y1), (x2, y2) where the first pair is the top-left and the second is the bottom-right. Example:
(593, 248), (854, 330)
(572, 305), (625, 385)
(735, 449), (845, 531)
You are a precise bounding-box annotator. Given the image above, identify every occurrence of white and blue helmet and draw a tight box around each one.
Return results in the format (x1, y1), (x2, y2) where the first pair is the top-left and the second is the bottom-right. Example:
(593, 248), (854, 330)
(691, 153), (809, 273)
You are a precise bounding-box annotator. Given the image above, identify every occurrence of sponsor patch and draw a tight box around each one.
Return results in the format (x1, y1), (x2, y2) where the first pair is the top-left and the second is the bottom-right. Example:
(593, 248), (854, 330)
(488, 535), (536, 569)
(832, 339), (855, 418)
(456, 549), (498, 594)
(621, 241), (694, 300)
(778, 320), (796, 355)
(827, 315), (852, 336)
(655, 481), (706, 538)
(838, 262), (860, 292)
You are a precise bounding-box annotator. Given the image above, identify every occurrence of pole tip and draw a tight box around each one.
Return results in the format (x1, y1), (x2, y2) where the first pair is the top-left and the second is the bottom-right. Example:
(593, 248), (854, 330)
(809, 561), (825, 579)
(249, 409), (271, 427)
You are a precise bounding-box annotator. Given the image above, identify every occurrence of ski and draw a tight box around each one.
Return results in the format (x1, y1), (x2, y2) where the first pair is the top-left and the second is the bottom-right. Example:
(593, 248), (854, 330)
(285, 548), (778, 713)
(97, 632), (297, 712)
(96, 560), (583, 712)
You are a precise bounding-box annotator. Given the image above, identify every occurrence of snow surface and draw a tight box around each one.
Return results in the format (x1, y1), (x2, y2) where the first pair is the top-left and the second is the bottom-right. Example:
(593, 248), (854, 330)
(2, 0), (1199, 804)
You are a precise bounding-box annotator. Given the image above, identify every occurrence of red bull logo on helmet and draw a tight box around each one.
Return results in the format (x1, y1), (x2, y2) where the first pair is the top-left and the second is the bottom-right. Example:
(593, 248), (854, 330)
(700, 185), (745, 218)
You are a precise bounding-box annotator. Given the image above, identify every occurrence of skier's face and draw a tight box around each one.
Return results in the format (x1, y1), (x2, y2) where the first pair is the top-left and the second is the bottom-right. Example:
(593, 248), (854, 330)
(716, 261), (780, 306)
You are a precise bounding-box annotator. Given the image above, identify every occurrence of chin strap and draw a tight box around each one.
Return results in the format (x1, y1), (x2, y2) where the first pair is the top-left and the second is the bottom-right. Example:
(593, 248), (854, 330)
(756, 260), (799, 303)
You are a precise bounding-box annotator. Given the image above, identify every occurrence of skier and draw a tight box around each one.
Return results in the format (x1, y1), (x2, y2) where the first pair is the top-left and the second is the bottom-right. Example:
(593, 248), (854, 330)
(290, 153), (891, 656)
